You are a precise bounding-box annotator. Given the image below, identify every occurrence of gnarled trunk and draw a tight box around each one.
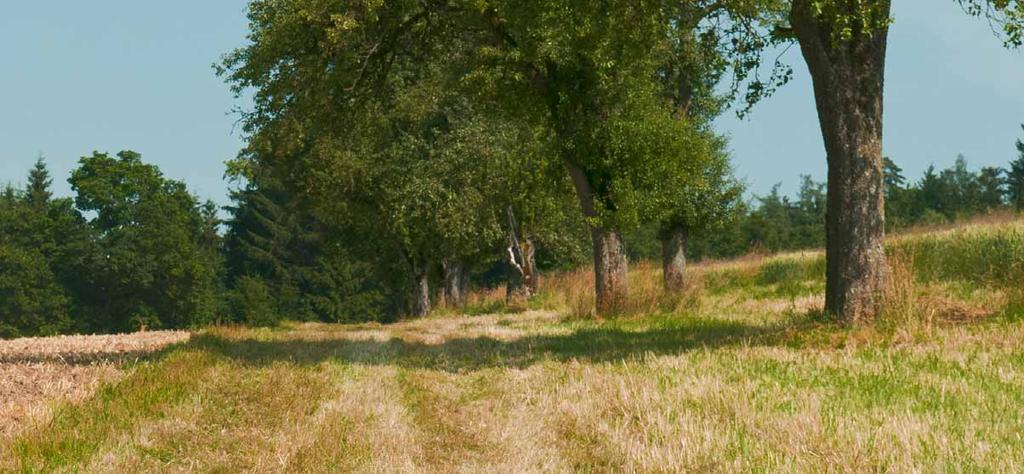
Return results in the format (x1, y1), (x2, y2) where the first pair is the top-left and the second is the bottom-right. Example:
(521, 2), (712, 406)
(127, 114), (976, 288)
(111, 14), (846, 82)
(592, 228), (628, 313)
(412, 264), (431, 317)
(442, 259), (468, 308)
(566, 161), (629, 314)
(506, 208), (537, 303)
(791, 1), (890, 324)
(506, 238), (537, 303)
(662, 225), (688, 292)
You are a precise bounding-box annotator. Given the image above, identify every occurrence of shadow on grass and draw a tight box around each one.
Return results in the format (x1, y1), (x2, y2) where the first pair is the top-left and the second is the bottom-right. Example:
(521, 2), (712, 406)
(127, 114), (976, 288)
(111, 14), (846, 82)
(187, 316), (824, 373)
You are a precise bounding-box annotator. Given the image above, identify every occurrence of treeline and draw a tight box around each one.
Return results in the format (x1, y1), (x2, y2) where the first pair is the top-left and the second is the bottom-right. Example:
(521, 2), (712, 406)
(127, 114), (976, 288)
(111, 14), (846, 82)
(4, 132), (1022, 337)
(0, 153), (222, 338)
(629, 143), (1024, 260)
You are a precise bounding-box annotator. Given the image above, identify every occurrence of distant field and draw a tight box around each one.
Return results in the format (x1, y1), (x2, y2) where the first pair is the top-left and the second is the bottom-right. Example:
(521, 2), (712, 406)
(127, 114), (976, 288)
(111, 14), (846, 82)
(4, 220), (1024, 471)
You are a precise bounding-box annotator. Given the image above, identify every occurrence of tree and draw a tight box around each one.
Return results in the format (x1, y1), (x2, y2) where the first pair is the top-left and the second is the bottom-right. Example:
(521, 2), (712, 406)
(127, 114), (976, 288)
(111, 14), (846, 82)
(220, 0), (783, 315)
(452, 1), (760, 312)
(70, 151), (221, 331)
(0, 243), (71, 338)
(224, 170), (394, 323)
(883, 157), (914, 229)
(784, 0), (892, 323)
(655, 3), (752, 293)
(659, 140), (744, 292)
(1008, 125), (1024, 210)
(780, 0), (1023, 323)
(0, 185), (74, 338)
(978, 166), (1007, 210)
(26, 156), (53, 209)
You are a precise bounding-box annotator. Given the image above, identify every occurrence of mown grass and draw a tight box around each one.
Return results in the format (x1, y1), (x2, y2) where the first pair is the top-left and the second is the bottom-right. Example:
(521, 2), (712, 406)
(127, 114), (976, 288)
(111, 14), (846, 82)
(5, 218), (1024, 471)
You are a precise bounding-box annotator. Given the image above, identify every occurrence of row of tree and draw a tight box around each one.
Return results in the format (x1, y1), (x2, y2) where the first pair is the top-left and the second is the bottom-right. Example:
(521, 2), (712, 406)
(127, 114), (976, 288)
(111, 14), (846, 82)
(629, 144), (1024, 262)
(4, 1), (1023, 335)
(218, 0), (1024, 324)
(3, 136), (1022, 336)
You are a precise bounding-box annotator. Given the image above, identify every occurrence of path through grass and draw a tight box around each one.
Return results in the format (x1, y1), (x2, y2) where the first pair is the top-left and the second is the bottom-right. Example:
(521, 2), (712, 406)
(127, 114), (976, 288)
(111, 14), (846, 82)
(6, 221), (1024, 471)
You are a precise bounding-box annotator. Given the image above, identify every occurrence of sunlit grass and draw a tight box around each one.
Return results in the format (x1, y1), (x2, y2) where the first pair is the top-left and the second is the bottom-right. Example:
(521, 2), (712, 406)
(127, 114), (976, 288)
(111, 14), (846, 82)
(5, 217), (1024, 471)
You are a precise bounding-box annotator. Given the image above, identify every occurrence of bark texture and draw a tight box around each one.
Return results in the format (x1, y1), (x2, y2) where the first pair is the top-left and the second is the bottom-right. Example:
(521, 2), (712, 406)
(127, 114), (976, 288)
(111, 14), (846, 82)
(567, 161), (629, 313)
(592, 228), (628, 312)
(662, 225), (688, 292)
(412, 265), (431, 318)
(442, 260), (468, 308)
(791, 1), (890, 324)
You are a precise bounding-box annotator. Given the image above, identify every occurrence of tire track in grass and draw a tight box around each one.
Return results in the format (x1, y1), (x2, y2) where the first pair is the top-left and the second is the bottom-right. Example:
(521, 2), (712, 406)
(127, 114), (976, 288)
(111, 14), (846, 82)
(85, 358), (333, 472)
(396, 368), (497, 471)
(287, 364), (425, 472)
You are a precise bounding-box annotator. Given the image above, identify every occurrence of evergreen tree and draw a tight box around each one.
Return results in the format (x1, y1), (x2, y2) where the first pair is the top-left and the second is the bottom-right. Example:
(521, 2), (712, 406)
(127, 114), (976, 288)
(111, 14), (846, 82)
(916, 165), (949, 222)
(26, 156), (53, 209)
(1008, 125), (1024, 211)
(0, 243), (71, 338)
(883, 157), (914, 229)
(0, 181), (74, 337)
(977, 166), (1007, 210)
(224, 175), (394, 324)
(942, 155), (982, 216)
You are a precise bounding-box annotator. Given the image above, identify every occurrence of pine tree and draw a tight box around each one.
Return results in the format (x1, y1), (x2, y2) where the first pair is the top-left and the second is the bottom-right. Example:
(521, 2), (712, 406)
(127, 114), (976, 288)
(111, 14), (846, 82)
(25, 156), (53, 209)
(1008, 125), (1024, 211)
(977, 166), (1007, 211)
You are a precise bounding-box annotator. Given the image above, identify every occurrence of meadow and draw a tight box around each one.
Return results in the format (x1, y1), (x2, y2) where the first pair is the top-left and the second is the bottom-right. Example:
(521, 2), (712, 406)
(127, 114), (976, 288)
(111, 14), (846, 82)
(3, 217), (1024, 472)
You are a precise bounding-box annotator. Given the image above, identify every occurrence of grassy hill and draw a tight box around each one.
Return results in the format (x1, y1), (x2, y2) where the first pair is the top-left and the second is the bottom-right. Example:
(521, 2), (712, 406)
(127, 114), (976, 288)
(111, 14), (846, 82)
(4, 218), (1024, 471)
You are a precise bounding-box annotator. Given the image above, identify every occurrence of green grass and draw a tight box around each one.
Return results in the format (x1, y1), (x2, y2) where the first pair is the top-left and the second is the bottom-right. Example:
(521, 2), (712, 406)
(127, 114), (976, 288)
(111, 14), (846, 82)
(5, 220), (1024, 471)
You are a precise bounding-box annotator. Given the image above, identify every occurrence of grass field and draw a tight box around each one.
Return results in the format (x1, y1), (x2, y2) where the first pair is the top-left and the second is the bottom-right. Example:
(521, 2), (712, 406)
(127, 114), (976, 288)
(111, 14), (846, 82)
(4, 218), (1024, 472)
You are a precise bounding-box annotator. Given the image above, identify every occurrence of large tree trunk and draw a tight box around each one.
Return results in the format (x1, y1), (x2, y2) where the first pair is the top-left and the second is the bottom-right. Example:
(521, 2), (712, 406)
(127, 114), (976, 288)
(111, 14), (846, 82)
(566, 161), (629, 314)
(442, 259), (468, 308)
(592, 228), (628, 312)
(412, 265), (431, 317)
(791, 1), (890, 324)
(662, 224), (688, 292)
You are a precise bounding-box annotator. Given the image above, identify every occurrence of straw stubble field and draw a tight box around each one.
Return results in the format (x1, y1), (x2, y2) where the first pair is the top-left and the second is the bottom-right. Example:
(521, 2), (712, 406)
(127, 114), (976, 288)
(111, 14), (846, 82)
(0, 332), (190, 441)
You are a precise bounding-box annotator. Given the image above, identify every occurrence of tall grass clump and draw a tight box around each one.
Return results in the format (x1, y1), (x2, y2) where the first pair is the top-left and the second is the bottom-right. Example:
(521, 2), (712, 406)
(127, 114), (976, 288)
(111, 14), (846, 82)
(755, 256), (825, 286)
(878, 249), (930, 333)
(893, 223), (1024, 287)
(1002, 287), (1024, 321)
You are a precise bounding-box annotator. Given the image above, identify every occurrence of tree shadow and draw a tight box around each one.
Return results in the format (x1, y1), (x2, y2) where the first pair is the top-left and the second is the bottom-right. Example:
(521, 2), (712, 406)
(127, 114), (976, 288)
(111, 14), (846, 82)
(188, 317), (808, 373)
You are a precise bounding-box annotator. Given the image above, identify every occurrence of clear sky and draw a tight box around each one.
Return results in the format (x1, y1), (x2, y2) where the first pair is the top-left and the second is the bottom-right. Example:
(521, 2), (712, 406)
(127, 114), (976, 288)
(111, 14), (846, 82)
(1, 1), (1022, 205)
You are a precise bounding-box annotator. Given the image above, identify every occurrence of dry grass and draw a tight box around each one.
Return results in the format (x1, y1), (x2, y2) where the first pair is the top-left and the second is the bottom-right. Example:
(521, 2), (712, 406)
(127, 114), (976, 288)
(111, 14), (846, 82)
(0, 330), (191, 364)
(6, 219), (1024, 471)
(10, 309), (1024, 472)
(0, 331), (190, 445)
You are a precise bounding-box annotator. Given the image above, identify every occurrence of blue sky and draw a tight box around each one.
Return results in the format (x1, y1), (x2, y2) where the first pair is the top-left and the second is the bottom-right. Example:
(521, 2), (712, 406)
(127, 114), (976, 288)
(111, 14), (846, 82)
(1, 1), (1022, 205)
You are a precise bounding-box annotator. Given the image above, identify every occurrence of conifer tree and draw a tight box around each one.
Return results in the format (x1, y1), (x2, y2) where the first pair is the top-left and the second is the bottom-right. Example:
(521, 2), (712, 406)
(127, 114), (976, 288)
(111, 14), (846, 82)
(1008, 125), (1024, 211)
(26, 156), (53, 209)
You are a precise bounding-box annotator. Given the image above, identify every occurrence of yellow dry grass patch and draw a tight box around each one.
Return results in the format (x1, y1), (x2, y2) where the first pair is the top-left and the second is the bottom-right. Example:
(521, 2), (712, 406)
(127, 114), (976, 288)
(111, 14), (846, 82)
(8, 218), (1024, 472)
